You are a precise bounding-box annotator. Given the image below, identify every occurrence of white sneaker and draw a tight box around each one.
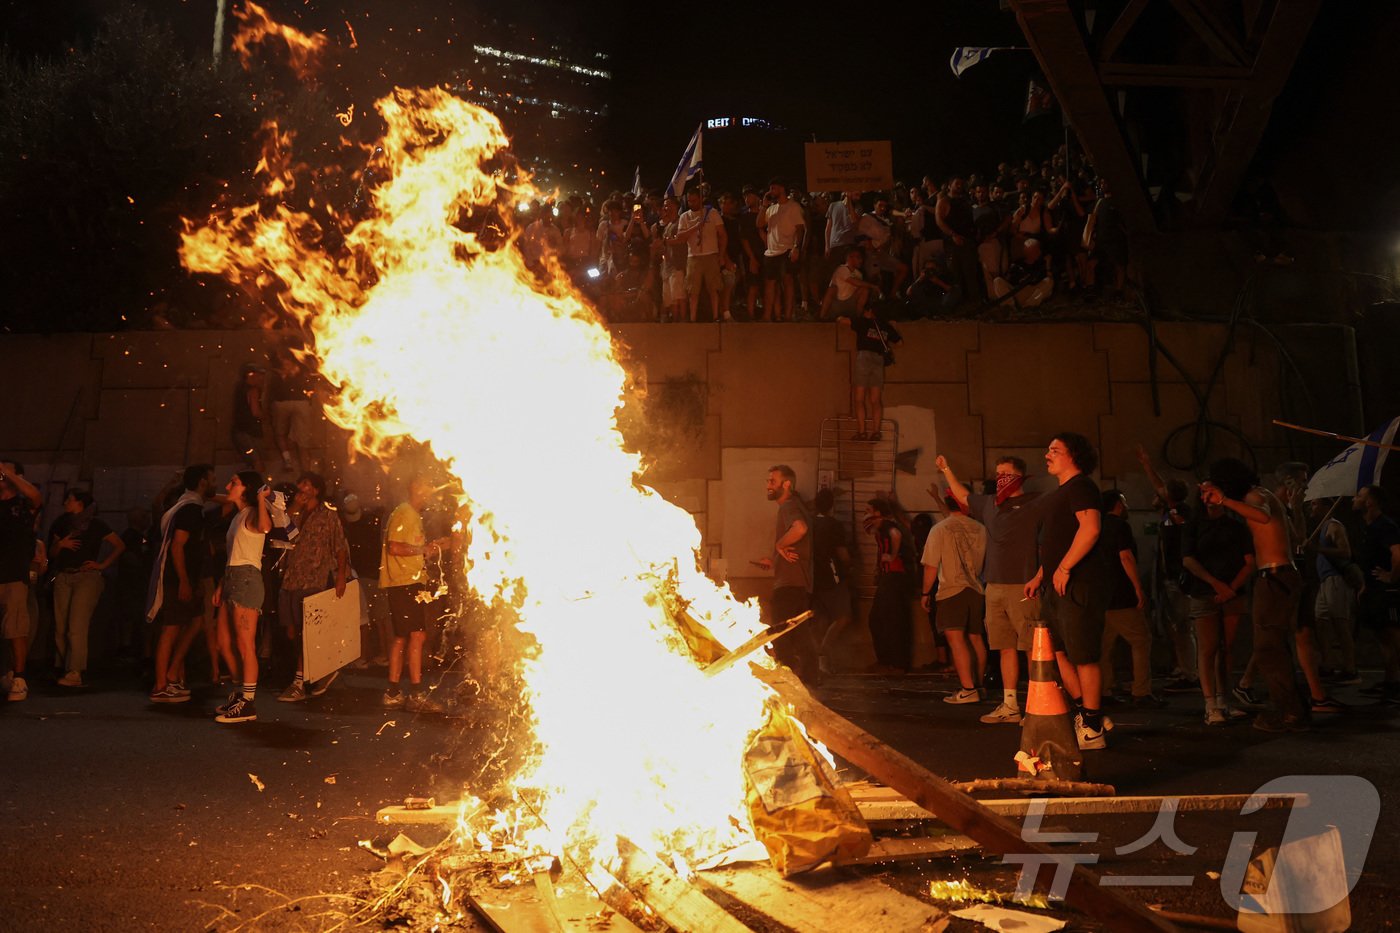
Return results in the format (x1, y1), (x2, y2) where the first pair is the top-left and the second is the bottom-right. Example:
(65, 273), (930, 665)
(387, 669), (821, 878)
(7, 675), (27, 702)
(1074, 712), (1108, 750)
(980, 702), (1023, 724)
(944, 687), (982, 705)
(58, 671), (83, 688)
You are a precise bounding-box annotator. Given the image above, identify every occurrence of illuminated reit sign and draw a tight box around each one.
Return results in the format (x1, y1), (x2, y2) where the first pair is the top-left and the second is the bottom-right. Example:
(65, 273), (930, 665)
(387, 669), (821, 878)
(705, 116), (773, 130)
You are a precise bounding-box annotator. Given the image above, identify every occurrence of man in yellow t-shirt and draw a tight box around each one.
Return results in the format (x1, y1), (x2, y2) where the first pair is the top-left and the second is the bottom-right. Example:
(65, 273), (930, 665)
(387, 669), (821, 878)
(380, 475), (449, 711)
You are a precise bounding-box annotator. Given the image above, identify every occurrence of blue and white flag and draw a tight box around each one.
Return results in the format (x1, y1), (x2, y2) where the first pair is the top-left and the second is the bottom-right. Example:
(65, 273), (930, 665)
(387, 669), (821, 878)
(630, 165), (643, 198)
(1306, 416), (1400, 500)
(949, 47), (998, 77)
(666, 124), (703, 198)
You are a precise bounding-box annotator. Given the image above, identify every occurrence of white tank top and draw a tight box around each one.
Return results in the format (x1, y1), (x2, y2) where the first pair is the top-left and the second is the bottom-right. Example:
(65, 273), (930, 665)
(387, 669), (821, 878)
(226, 507), (266, 569)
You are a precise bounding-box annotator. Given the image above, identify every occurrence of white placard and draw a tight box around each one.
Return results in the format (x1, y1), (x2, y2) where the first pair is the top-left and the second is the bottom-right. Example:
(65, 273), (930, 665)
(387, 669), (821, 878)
(302, 579), (362, 682)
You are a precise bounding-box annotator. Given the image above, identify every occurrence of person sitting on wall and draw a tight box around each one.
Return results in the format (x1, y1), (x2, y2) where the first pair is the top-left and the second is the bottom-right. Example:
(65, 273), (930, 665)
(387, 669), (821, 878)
(820, 245), (880, 320)
(904, 257), (955, 319)
(991, 237), (1054, 310)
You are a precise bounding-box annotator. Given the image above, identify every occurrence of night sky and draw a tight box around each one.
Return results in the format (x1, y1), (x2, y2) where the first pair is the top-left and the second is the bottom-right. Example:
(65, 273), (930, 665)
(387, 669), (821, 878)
(2, 0), (1397, 221)
(0, 0), (1037, 190)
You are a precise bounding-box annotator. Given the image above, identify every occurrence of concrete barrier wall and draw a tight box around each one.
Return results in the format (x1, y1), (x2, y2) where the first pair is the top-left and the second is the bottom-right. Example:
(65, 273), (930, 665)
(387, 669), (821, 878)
(0, 320), (1298, 667)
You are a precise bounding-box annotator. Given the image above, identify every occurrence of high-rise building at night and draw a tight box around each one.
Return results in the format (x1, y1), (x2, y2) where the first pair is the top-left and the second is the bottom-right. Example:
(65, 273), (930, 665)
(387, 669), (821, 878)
(452, 12), (610, 194)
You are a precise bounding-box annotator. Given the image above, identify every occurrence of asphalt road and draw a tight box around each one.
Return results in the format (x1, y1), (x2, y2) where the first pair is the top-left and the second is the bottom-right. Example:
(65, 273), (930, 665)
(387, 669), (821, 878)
(3, 662), (1395, 931)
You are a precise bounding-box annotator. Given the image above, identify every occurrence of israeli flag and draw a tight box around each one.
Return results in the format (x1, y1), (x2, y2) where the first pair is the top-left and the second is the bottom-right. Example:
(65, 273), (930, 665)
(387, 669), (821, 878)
(949, 47), (998, 77)
(666, 124), (703, 198)
(1306, 416), (1400, 500)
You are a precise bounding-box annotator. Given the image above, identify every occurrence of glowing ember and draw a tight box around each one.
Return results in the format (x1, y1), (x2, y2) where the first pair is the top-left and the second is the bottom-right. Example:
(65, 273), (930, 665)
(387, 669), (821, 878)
(182, 85), (774, 868)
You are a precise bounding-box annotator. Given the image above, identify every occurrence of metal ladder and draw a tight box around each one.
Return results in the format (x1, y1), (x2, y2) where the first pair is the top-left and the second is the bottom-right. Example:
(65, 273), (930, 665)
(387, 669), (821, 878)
(816, 416), (899, 600)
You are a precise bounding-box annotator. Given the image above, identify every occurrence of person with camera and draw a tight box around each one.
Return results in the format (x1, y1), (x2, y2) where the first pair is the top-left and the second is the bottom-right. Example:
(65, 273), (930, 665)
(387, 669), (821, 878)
(275, 471), (349, 703)
(834, 299), (901, 442)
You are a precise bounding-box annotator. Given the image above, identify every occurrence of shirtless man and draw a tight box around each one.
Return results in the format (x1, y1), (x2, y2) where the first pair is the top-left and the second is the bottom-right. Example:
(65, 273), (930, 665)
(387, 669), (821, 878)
(1200, 458), (1306, 732)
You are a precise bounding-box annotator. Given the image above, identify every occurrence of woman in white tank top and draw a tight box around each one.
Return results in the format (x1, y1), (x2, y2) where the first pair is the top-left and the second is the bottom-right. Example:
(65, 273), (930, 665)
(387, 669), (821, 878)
(212, 471), (271, 723)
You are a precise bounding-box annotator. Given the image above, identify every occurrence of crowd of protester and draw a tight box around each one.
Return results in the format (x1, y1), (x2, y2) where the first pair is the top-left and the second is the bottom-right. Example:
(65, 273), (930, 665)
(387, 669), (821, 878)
(0, 457), (474, 722)
(0, 346), (477, 723)
(762, 437), (1399, 751)
(3, 326), (1394, 757)
(519, 146), (1131, 325)
(1, 409), (1395, 753)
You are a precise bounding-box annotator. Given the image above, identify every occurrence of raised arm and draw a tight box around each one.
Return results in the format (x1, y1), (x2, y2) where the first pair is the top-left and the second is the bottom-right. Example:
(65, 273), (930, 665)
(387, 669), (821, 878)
(932, 455), (971, 506)
(0, 463), (42, 509)
(1133, 443), (1169, 503)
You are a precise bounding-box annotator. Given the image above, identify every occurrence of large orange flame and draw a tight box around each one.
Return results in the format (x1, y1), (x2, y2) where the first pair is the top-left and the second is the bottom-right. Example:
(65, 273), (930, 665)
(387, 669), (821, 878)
(182, 87), (774, 868)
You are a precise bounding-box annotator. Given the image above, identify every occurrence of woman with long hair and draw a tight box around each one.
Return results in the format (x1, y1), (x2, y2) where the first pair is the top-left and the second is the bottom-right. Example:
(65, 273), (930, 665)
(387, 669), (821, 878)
(212, 471), (271, 723)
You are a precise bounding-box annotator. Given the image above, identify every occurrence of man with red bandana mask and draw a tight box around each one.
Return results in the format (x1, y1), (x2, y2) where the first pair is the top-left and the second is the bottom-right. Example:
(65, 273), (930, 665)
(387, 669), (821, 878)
(936, 454), (1044, 725)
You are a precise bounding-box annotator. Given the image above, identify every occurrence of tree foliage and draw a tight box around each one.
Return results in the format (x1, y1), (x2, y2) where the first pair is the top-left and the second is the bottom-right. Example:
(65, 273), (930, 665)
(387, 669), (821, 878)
(0, 4), (260, 331)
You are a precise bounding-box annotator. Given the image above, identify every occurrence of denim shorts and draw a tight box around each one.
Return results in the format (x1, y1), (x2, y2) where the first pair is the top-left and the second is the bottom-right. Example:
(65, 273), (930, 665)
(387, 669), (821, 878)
(853, 350), (885, 388)
(223, 564), (264, 613)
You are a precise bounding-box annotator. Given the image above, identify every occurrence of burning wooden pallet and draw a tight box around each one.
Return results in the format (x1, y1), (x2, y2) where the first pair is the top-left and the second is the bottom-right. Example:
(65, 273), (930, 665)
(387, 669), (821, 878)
(373, 668), (1308, 932)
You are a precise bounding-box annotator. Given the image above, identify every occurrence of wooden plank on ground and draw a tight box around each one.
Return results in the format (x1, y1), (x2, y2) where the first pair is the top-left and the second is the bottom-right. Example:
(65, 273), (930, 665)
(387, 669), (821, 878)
(841, 835), (981, 865)
(466, 875), (646, 933)
(697, 864), (945, 933)
(755, 665), (1178, 932)
(847, 783), (1309, 822)
(465, 883), (564, 933)
(613, 839), (750, 933)
(550, 875), (648, 933)
(377, 802), (464, 824)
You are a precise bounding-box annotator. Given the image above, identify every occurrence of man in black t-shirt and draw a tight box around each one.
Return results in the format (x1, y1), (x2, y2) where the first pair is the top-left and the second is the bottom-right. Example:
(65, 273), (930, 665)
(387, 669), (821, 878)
(0, 461), (43, 702)
(341, 493), (392, 664)
(810, 488), (853, 674)
(1182, 500), (1255, 723)
(147, 464), (215, 703)
(1025, 433), (1110, 749)
(1098, 490), (1162, 708)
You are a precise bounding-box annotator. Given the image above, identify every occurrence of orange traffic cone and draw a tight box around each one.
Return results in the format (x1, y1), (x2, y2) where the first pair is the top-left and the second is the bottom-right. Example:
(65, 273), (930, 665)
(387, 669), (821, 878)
(1016, 621), (1084, 781)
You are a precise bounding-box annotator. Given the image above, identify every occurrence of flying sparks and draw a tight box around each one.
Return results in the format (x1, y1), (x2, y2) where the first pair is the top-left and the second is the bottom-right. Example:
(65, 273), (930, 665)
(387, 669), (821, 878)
(181, 86), (774, 870)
